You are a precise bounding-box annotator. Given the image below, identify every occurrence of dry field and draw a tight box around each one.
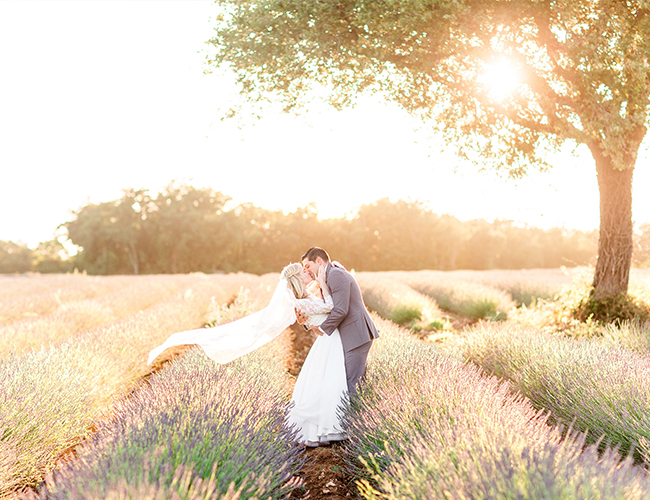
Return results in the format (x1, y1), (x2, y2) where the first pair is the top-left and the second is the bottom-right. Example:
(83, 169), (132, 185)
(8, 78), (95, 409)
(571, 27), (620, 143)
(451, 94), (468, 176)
(3, 268), (650, 499)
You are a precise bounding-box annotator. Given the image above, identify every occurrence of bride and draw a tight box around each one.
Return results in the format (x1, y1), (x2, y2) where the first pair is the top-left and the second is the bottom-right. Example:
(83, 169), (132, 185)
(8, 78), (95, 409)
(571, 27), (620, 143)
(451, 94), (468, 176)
(147, 262), (348, 447)
(281, 262), (348, 447)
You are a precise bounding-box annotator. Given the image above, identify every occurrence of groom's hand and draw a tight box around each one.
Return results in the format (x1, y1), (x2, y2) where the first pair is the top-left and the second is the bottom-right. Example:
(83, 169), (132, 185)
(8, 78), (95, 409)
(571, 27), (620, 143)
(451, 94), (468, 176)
(309, 325), (324, 336)
(295, 308), (308, 325)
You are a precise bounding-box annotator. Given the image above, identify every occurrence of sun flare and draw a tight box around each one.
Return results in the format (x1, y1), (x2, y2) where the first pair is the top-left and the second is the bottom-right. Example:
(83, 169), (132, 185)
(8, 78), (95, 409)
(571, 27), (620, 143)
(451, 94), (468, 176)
(482, 59), (520, 100)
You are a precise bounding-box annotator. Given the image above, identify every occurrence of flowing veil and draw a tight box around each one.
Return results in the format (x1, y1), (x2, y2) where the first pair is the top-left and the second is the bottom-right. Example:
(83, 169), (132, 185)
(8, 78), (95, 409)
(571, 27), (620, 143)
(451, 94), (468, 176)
(147, 278), (297, 365)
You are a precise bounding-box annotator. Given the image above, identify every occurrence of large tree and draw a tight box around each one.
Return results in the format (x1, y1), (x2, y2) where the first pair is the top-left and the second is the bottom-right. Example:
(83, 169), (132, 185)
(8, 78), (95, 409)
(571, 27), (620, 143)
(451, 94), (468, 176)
(0, 240), (33, 273)
(207, 0), (650, 301)
(64, 184), (231, 274)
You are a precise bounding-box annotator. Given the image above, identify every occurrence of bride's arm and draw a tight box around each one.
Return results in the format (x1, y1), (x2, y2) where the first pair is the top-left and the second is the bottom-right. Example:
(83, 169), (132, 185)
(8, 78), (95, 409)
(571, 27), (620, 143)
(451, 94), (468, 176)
(295, 295), (333, 316)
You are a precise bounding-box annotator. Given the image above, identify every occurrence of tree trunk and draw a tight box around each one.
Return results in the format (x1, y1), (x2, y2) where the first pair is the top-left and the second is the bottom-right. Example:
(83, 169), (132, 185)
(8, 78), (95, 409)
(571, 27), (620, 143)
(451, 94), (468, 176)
(590, 147), (634, 297)
(127, 241), (139, 275)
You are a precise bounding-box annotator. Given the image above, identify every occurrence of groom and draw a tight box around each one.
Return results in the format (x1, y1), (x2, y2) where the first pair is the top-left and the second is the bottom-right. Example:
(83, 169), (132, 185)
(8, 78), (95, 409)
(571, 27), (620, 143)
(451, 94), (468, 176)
(299, 247), (379, 398)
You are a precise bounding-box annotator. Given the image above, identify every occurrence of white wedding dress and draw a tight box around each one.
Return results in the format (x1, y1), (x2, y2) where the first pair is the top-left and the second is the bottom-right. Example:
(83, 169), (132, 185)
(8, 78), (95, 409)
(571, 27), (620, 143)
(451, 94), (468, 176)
(286, 293), (348, 446)
(147, 277), (348, 445)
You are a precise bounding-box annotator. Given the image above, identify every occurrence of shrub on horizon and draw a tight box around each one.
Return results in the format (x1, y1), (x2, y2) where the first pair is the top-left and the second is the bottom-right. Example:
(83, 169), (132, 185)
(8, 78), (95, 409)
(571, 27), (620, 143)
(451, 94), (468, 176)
(574, 291), (650, 324)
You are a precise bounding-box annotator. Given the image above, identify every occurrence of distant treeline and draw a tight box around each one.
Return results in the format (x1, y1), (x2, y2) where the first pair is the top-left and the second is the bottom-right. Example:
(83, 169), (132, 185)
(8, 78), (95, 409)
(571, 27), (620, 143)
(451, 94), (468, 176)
(2, 182), (624, 275)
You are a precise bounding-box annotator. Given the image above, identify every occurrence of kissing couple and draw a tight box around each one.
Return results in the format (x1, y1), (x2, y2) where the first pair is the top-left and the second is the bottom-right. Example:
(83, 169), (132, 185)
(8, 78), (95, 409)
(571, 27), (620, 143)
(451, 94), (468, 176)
(148, 247), (379, 447)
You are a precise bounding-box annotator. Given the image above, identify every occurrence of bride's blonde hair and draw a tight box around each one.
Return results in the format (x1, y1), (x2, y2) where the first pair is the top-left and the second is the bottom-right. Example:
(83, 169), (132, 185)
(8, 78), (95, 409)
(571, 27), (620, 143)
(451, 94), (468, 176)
(281, 263), (306, 299)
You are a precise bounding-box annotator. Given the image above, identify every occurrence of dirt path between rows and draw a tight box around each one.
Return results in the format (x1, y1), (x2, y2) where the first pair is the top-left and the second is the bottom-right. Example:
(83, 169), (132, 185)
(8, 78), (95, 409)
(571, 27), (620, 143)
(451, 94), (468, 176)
(287, 324), (357, 499)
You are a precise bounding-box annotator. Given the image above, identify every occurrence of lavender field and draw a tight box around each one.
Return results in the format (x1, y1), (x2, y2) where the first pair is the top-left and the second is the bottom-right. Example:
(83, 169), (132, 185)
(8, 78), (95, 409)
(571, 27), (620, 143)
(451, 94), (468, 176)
(3, 268), (650, 498)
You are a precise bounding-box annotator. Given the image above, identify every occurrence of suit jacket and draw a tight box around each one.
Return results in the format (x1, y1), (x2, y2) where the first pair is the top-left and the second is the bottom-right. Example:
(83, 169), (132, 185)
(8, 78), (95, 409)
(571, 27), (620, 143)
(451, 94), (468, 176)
(318, 262), (379, 353)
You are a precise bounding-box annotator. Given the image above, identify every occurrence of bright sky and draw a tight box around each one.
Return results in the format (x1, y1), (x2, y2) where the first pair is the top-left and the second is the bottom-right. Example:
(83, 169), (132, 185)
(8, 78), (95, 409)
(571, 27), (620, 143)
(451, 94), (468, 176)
(1, 0), (649, 248)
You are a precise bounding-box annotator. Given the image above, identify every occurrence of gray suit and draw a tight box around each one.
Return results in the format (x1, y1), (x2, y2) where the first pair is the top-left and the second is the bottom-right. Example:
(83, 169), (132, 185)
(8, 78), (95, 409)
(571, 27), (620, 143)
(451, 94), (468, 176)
(319, 262), (379, 397)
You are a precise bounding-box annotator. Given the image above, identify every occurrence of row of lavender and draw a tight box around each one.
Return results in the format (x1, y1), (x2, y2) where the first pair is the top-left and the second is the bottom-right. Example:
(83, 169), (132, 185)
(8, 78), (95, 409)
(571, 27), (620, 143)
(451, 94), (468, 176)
(357, 268), (650, 467)
(339, 317), (650, 498)
(0, 273), (276, 497)
(7, 269), (650, 497)
(0, 275), (138, 322)
(0, 275), (193, 357)
(460, 323), (650, 463)
(19, 331), (302, 500)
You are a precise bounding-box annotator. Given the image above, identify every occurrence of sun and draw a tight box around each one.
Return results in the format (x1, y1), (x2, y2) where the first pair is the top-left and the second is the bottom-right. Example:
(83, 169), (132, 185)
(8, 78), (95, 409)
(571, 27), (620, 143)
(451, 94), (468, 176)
(482, 59), (521, 100)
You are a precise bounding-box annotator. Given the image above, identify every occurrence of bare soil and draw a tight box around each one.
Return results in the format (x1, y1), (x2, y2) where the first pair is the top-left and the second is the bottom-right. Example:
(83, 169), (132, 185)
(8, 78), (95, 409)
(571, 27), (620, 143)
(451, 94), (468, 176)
(287, 323), (318, 377)
(289, 444), (355, 500)
(444, 310), (481, 331)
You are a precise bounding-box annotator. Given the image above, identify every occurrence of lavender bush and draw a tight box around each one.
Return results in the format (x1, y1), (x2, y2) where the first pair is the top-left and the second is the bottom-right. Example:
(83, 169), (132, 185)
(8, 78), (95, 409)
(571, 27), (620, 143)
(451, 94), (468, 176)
(19, 466), (258, 500)
(0, 274), (91, 301)
(394, 271), (516, 320)
(0, 275), (253, 496)
(24, 345), (302, 500)
(460, 324), (650, 460)
(205, 287), (258, 327)
(440, 268), (579, 306)
(340, 317), (650, 498)
(356, 274), (451, 333)
(0, 275), (196, 357)
(0, 275), (136, 325)
(603, 320), (650, 353)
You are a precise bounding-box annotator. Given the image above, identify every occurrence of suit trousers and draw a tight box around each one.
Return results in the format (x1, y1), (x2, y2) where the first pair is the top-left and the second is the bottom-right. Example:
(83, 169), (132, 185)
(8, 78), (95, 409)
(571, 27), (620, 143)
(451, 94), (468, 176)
(344, 340), (373, 399)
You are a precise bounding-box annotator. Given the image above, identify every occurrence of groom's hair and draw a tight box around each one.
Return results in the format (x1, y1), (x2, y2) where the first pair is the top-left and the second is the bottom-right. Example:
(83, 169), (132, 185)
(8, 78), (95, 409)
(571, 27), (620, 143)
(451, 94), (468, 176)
(302, 247), (330, 263)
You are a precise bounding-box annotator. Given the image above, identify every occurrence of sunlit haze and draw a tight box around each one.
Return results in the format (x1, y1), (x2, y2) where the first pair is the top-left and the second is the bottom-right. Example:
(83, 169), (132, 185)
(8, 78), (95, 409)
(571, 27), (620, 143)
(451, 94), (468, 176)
(483, 59), (521, 99)
(1, 1), (649, 249)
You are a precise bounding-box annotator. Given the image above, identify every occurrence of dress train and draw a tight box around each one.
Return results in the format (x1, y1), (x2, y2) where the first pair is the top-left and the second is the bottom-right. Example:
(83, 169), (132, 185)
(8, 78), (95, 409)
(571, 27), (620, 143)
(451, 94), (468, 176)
(286, 313), (348, 445)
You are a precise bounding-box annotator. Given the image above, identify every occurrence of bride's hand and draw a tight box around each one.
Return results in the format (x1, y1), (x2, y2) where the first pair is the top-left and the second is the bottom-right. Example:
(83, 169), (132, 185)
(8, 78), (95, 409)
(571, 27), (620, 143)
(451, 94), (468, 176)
(316, 265), (329, 297)
(295, 307), (308, 325)
(316, 265), (326, 286)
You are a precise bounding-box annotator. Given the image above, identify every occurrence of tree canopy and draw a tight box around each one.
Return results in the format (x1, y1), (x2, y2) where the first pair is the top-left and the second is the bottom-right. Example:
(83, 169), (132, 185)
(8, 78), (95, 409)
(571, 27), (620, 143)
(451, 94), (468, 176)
(0, 183), (608, 275)
(207, 0), (650, 299)
(55, 183), (598, 275)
